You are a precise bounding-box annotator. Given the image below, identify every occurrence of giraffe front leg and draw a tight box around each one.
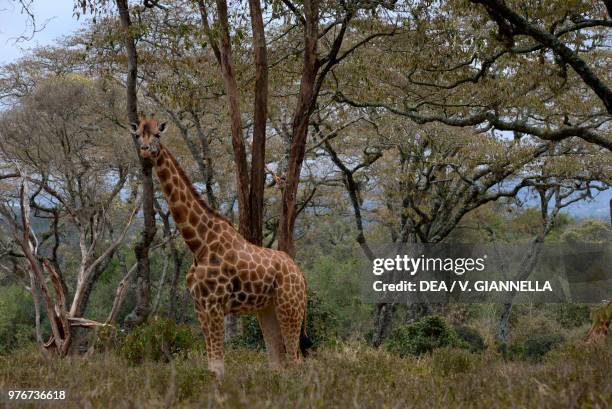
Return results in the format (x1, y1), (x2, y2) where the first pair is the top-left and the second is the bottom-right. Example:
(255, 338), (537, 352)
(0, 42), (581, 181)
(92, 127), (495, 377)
(196, 302), (226, 380)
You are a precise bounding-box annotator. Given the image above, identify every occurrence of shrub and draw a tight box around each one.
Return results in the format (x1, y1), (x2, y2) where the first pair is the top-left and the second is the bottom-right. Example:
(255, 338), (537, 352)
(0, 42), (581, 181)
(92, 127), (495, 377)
(507, 332), (565, 362)
(303, 290), (337, 348)
(0, 285), (36, 354)
(431, 347), (481, 376)
(561, 220), (610, 244)
(306, 253), (372, 338)
(91, 325), (124, 353)
(553, 304), (590, 328)
(385, 316), (465, 357)
(119, 317), (198, 364)
(453, 325), (486, 353)
(227, 315), (266, 351)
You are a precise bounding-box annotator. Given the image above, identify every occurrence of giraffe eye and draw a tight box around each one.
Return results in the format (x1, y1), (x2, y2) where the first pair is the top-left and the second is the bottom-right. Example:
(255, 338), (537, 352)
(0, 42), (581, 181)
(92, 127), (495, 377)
(129, 123), (139, 135)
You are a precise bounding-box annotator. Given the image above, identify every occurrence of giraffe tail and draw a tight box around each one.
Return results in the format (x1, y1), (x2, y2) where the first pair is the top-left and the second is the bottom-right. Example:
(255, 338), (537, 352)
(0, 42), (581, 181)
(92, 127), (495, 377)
(300, 302), (313, 357)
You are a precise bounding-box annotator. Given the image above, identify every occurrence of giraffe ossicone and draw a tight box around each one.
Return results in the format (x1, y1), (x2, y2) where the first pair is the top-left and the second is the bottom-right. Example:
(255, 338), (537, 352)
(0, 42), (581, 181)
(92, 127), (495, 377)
(132, 115), (307, 379)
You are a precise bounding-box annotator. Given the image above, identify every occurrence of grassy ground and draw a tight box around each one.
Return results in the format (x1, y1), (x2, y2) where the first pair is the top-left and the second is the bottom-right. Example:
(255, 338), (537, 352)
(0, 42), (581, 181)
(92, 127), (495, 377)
(0, 340), (610, 409)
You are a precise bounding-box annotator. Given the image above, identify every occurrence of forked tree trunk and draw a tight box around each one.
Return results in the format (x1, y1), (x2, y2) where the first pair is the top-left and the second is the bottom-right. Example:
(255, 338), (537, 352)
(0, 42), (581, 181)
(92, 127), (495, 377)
(198, 0), (271, 338)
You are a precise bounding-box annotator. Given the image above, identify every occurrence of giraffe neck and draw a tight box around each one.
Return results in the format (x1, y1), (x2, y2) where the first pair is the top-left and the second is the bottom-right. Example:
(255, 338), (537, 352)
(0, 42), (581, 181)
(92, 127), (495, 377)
(153, 144), (239, 258)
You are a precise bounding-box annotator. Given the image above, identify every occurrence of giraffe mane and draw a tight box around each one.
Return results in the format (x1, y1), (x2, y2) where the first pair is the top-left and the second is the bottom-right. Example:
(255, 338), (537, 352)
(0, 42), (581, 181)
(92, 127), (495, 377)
(160, 144), (237, 231)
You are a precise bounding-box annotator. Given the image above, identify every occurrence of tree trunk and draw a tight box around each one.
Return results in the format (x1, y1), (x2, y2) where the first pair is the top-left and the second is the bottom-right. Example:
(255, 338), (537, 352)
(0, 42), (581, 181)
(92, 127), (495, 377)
(247, 0), (268, 247)
(116, 0), (156, 328)
(199, 0), (271, 338)
(168, 244), (183, 320)
(496, 236), (544, 344)
(371, 303), (395, 347)
(208, 0), (251, 240)
(28, 272), (43, 345)
(155, 203), (185, 321)
(75, 252), (116, 318)
(190, 111), (219, 209)
(277, 0), (319, 256)
(498, 302), (512, 344)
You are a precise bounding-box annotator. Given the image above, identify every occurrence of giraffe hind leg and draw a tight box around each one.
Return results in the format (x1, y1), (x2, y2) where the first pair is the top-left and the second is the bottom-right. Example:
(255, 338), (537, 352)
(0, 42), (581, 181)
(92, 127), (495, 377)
(274, 286), (306, 365)
(275, 306), (302, 364)
(256, 305), (286, 369)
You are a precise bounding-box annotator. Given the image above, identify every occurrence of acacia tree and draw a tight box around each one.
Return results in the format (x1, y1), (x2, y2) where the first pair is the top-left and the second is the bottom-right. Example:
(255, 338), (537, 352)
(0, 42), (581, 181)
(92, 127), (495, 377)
(470, 0), (612, 116)
(197, 0), (400, 256)
(495, 143), (610, 343)
(337, 0), (611, 151)
(324, 113), (553, 344)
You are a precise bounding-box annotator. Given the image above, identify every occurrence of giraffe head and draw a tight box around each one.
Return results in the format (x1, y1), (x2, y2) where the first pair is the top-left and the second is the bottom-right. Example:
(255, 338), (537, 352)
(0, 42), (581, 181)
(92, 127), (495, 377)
(130, 114), (167, 159)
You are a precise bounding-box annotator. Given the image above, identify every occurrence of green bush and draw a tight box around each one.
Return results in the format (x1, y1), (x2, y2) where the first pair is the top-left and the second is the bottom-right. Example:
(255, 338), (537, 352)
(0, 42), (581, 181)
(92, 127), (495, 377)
(507, 332), (565, 362)
(553, 304), (591, 328)
(453, 325), (486, 353)
(385, 316), (465, 357)
(119, 317), (198, 364)
(91, 325), (124, 353)
(0, 285), (36, 354)
(303, 290), (337, 348)
(431, 347), (481, 376)
(306, 253), (372, 338)
(229, 290), (337, 351)
(227, 315), (265, 351)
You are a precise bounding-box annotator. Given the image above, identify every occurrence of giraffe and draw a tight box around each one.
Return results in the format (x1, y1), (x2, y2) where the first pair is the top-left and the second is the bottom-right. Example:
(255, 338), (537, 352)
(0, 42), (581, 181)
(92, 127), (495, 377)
(130, 115), (307, 379)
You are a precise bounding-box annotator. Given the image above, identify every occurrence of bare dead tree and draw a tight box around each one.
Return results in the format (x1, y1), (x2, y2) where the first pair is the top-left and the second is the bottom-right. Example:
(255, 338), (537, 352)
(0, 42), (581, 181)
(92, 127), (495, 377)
(0, 174), (139, 355)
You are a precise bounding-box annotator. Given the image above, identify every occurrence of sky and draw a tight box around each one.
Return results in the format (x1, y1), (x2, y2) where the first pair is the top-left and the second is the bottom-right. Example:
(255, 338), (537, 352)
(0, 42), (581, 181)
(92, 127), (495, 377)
(0, 0), (610, 221)
(0, 0), (85, 64)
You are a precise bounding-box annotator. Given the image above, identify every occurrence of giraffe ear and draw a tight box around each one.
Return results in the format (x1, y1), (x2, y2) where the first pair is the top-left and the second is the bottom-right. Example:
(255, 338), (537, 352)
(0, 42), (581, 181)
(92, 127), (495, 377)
(157, 122), (168, 135)
(129, 122), (139, 134)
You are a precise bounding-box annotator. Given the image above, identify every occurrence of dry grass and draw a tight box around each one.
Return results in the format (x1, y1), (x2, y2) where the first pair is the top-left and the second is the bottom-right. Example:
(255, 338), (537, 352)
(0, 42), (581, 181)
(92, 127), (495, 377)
(0, 341), (610, 409)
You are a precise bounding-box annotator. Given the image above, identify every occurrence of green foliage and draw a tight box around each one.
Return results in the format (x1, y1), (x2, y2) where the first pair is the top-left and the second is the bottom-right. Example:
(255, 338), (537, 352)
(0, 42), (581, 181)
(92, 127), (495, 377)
(502, 309), (567, 361)
(553, 304), (591, 328)
(385, 316), (466, 357)
(0, 285), (36, 354)
(227, 315), (266, 351)
(119, 317), (198, 364)
(303, 290), (338, 348)
(453, 325), (486, 353)
(306, 252), (372, 338)
(431, 347), (482, 376)
(507, 332), (565, 362)
(91, 325), (124, 353)
(561, 220), (611, 244)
